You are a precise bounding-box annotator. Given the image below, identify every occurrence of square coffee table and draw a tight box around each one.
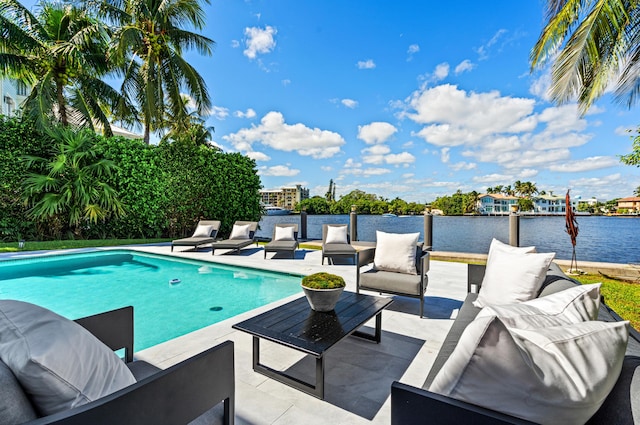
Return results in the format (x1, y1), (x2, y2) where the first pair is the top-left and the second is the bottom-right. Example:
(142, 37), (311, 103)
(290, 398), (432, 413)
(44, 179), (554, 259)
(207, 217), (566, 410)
(232, 291), (392, 399)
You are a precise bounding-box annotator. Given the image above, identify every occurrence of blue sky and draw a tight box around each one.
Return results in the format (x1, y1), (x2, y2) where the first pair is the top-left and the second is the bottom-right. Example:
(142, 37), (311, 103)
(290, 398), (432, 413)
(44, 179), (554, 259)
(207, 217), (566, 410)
(20, 0), (640, 202)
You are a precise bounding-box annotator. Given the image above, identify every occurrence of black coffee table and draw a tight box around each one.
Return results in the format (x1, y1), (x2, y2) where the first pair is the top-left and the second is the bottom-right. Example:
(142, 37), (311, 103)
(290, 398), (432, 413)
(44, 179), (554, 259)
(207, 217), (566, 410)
(232, 291), (392, 399)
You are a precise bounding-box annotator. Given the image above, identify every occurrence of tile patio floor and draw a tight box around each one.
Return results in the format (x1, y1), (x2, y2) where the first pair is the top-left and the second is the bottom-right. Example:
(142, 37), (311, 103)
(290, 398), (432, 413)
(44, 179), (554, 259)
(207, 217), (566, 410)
(126, 244), (468, 425)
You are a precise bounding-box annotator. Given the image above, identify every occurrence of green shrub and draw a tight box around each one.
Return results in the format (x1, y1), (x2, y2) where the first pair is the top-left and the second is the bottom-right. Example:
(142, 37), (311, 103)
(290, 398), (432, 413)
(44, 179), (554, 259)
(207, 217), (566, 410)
(301, 272), (346, 289)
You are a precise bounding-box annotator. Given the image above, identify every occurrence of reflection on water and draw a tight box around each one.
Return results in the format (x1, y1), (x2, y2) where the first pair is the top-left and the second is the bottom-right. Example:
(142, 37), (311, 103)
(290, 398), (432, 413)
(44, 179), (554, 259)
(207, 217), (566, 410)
(257, 214), (640, 263)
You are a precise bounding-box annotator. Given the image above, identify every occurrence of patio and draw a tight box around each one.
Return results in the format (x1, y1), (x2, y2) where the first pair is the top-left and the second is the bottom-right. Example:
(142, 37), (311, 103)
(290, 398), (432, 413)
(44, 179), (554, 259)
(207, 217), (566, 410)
(130, 245), (468, 425)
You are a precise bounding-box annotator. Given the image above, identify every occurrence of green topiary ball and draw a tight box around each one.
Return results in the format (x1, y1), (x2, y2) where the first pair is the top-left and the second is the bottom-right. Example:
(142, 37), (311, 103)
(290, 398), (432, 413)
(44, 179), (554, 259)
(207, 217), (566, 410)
(301, 272), (346, 289)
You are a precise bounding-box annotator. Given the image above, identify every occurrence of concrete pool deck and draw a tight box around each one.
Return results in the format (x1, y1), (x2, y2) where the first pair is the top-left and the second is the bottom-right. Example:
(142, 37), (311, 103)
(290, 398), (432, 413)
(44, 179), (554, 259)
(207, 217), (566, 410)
(127, 244), (467, 425)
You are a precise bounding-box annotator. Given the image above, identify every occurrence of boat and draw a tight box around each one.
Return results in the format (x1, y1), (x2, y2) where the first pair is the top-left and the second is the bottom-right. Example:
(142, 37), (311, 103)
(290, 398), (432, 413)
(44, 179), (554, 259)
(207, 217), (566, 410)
(381, 213), (397, 217)
(264, 205), (291, 216)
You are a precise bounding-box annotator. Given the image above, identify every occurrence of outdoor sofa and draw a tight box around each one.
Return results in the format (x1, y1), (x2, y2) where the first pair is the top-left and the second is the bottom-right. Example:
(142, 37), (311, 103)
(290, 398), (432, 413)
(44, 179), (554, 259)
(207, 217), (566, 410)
(0, 303), (235, 425)
(391, 261), (640, 425)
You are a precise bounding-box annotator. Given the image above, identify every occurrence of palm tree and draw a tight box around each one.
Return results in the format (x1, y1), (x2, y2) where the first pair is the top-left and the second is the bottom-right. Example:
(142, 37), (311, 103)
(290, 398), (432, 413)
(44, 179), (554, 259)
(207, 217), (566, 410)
(531, 0), (640, 114)
(0, 1), (132, 135)
(161, 95), (215, 145)
(93, 0), (215, 144)
(22, 127), (124, 237)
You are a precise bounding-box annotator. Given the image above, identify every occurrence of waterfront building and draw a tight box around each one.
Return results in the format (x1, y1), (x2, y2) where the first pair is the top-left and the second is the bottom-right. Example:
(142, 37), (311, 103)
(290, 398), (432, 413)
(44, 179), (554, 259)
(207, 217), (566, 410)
(1, 78), (29, 116)
(616, 196), (640, 213)
(476, 194), (519, 214)
(260, 185), (309, 210)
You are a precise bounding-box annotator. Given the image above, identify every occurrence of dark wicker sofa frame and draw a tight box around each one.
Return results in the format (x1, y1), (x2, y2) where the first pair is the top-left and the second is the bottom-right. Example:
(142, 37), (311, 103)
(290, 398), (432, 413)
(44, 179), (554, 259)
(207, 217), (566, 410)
(22, 306), (235, 425)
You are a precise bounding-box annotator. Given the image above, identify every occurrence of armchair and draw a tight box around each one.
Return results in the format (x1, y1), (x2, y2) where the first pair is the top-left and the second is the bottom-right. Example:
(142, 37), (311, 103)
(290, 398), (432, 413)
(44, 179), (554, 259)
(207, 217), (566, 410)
(356, 244), (430, 317)
(321, 224), (356, 265)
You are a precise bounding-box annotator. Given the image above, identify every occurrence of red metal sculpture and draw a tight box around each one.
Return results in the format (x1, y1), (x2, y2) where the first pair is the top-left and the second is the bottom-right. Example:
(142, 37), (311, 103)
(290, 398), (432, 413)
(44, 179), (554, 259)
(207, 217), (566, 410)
(565, 189), (579, 273)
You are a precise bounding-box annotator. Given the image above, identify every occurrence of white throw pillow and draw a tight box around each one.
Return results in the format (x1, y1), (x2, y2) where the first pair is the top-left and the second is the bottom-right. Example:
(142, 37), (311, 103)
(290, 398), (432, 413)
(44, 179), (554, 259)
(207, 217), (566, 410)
(477, 283), (601, 329)
(429, 316), (629, 425)
(192, 224), (214, 238)
(0, 300), (136, 416)
(274, 226), (295, 241)
(373, 231), (419, 275)
(229, 223), (251, 239)
(486, 238), (535, 263)
(473, 249), (555, 308)
(325, 225), (348, 244)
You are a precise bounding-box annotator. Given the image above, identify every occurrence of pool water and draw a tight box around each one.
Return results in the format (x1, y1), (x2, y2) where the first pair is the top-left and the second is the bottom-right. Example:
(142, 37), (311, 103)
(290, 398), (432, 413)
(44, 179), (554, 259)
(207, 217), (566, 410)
(0, 250), (303, 351)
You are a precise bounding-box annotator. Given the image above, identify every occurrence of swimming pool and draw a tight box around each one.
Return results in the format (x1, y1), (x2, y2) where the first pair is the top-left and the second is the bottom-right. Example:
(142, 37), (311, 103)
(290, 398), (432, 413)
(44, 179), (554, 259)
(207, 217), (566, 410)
(0, 250), (303, 351)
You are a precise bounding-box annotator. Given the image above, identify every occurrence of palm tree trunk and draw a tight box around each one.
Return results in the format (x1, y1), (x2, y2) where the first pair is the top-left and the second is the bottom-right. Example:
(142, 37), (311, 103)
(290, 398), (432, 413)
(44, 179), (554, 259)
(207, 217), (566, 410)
(57, 81), (68, 126)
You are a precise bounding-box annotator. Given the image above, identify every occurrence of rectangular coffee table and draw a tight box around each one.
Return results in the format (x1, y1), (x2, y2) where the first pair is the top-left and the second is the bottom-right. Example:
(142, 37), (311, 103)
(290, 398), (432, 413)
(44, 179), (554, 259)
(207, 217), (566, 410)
(232, 291), (392, 399)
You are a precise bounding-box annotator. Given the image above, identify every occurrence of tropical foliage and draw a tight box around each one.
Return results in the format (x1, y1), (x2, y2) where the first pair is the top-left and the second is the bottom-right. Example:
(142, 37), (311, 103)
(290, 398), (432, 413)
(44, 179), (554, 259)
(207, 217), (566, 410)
(531, 0), (640, 114)
(91, 0), (215, 144)
(620, 128), (640, 167)
(22, 127), (125, 238)
(297, 190), (426, 215)
(0, 0), (129, 135)
(0, 116), (261, 241)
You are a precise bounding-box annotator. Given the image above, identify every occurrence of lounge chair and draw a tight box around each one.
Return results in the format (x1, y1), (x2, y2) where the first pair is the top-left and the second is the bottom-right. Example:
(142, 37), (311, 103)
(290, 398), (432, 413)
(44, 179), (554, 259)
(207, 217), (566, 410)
(321, 224), (356, 265)
(211, 221), (258, 256)
(356, 231), (430, 317)
(264, 223), (299, 259)
(171, 220), (221, 252)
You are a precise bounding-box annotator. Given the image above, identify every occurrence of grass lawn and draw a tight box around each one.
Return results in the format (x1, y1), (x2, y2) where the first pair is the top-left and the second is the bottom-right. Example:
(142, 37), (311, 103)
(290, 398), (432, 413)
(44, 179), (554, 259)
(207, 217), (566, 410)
(573, 273), (640, 330)
(0, 238), (171, 252)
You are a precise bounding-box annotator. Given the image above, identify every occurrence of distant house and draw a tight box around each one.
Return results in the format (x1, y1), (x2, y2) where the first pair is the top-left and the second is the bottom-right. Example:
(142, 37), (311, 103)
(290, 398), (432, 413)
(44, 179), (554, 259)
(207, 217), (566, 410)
(476, 194), (519, 214)
(1, 78), (29, 116)
(531, 194), (578, 214)
(617, 197), (640, 213)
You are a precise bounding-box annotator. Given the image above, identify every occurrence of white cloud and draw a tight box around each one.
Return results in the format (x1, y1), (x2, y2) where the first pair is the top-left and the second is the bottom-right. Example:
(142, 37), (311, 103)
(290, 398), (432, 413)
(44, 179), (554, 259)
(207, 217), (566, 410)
(282, 79), (291, 86)
(440, 147), (450, 163)
(341, 98), (358, 109)
(472, 173), (515, 184)
(385, 152), (415, 165)
(320, 165), (333, 172)
(223, 111), (345, 159)
(243, 26), (277, 59)
(450, 161), (477, 171)
(434, 63), (450, 81)
(454, 59), (475, 74)
(476, 29), (507, 60)
(210, 106), (229, 120)
(406, 85), (537, 149)
(234, 108), (257, 119)
(259, 165), (299, 176)
(357, 59), (376, 69)
(529, 71), (552, 101)
(357, 122), (398, 144)
(548, 156), (621, 172)
(246, 151), (270, 161)
(407, 44), (420, 61)
(363, 145), (392, 155)
(231, 40), (240, 48)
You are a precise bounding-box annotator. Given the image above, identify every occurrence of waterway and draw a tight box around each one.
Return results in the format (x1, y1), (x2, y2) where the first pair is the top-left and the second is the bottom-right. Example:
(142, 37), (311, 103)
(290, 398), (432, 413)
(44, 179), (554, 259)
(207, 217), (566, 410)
(256, 214), (640, 264)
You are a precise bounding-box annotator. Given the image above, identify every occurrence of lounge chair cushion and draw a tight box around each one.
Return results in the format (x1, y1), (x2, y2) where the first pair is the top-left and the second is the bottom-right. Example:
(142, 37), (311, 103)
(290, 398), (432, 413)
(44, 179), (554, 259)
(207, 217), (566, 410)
(274, 226), (295, 241)
(0, 360), (37, 424)
(325, 225), (348, 244)
(0, 300), (136, 416)
(373, 231), (420, 275)
(429, 316), (629, 425)
(192, 224), (215, 238)
(229, 223), (251, 240)
(473, 249), (555, 308)
(359, 269), (422, 295)
(476, 283), (601, 329)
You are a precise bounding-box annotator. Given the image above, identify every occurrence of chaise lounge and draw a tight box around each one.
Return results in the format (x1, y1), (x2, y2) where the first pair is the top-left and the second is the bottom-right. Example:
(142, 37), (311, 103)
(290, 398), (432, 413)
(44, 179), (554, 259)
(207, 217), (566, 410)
(211, 221), (258, 256)
(0, 302), (235, 425)
(171, 220), (221, 252)
(391, 239), (639, 425)
(263, 223), (299, 259)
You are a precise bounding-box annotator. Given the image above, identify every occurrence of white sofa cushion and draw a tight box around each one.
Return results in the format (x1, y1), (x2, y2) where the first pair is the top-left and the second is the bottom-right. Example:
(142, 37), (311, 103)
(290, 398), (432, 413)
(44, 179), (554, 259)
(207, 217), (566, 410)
(429, 316), (629, 425)
(374, 231), (420, 275)
(486, 238), (535, 263)
(0, 300), (136, 416)
(473, 249), (555, 308)
(192, 224), (214, 238)
(477, 283), (601, 329)
(229, 223), (251, 239)
(274, 226), (295, 241)
(325, 225), (348, 244)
